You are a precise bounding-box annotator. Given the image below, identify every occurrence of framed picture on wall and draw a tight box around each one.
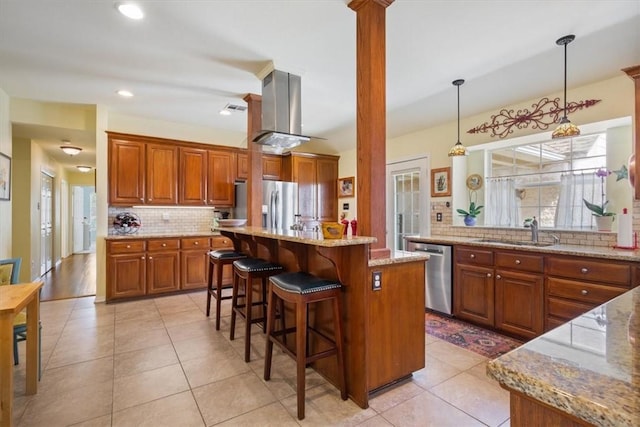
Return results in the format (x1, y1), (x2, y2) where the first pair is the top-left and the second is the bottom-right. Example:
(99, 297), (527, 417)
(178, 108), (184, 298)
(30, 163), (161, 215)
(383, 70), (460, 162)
(338, 176), (355, 198)
(431, 167), (451, 197)
(0, 152), (11, 201)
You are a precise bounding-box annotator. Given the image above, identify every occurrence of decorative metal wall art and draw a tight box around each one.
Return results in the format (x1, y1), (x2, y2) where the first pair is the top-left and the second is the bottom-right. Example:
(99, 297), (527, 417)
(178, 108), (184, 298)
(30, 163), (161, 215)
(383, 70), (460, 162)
(467, 98), (601, 139)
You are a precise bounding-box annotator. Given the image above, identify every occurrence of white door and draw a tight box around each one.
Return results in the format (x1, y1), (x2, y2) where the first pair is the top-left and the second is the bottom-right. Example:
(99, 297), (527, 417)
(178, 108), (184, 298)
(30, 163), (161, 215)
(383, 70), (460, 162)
(40, 173), (53, 275)
(386, 157), (429, 252)
(72, 186), (84, 253)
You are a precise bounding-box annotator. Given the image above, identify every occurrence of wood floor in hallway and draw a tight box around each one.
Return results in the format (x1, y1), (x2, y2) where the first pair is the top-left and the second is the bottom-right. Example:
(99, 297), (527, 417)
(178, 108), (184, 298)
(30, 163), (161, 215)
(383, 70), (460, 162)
(39, 253), (96, 301)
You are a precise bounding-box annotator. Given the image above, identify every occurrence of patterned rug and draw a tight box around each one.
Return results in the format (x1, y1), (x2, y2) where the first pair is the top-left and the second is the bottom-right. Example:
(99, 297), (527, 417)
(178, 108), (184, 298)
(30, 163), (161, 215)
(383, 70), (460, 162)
(425, 311), (523, 359)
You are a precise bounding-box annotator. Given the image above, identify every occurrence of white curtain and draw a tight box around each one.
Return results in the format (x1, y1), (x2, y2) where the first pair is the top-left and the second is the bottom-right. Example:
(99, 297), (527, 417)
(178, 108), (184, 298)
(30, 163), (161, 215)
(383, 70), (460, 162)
(555, 172), (598, 229)
(485, 177), (521, 227)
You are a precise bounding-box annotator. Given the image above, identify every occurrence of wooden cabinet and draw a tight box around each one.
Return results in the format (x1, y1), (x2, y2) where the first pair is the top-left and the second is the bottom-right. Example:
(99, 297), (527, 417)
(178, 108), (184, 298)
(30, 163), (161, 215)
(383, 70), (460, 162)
(179, 147), (208, 205)
(106, 240), (146, 299)
(181, 237), (211, 290)
(236, 152), (283, 181)
(146, 144), (178, 205)
(545, 256), (631, 330)
(283, 152), (339, 223)
(211, 236), (234, 285)
(455, 263), (495, 327)
(207, 149), (236, 207)
(108, 138), (145, 205)
(146, 238), (180, 294)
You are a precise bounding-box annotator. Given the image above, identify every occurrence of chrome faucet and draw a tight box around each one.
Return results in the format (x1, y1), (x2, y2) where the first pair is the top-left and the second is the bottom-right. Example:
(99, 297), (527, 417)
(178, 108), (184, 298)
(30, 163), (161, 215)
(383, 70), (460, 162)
(550, 234), (560, 245)
(530, 216), (539, 243)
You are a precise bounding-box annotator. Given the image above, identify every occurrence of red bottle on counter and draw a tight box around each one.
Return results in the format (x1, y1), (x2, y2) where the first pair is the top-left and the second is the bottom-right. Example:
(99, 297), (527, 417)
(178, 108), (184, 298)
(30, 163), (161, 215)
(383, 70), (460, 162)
(350, 218), (357, 236)
(341, 218), (349, 236)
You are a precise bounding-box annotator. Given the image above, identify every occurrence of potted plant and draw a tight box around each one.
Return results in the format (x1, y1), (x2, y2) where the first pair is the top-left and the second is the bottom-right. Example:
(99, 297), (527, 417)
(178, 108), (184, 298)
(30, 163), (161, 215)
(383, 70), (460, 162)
(583, 168), (616, 231)
(457, 201), (483, 226)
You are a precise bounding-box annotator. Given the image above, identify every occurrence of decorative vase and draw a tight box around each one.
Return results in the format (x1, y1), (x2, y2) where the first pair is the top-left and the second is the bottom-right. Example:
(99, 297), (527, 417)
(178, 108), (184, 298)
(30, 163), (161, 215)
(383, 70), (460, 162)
(464, 215), (476, 226)
(595, 215), (614, 232)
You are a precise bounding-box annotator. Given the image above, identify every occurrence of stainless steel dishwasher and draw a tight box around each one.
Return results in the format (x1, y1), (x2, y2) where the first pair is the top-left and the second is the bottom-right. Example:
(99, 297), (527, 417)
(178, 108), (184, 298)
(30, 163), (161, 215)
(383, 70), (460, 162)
(407, 241), (453, 315)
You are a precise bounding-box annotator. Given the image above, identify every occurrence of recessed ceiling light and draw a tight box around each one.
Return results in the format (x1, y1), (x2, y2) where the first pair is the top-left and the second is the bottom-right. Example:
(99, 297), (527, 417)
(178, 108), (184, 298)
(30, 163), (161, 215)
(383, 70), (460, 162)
(117, 89), (134, 97)
(219, 109), (232, 116)
(76, 166), (93, 173)
(116, 3), (144, 20)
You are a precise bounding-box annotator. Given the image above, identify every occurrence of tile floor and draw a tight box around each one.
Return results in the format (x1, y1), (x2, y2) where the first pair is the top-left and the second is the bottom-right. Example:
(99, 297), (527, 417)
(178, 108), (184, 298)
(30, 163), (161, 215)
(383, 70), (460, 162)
(12, 292), (511, 426)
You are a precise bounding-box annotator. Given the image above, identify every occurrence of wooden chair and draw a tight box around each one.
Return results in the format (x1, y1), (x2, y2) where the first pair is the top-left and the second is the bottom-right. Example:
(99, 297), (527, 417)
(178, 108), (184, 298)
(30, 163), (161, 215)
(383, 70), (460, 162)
(0, 258), (42, 377)
(206, 249), (246, 330)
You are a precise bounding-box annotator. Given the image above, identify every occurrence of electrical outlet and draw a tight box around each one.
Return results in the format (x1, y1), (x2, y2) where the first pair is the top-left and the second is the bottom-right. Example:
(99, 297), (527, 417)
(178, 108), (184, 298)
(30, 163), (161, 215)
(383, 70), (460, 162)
(372, 271), (382, 291)
(162, 212), (170, 221)
(436, 212), (442, 222)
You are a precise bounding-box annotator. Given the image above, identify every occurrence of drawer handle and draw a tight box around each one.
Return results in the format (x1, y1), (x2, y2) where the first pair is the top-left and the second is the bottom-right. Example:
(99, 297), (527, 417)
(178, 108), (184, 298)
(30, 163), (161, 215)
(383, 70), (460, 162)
(581, 268), (589, 274)
(162, 243), (167, 247)
(496, 274), (501, 280)
(515, 259), (521, 265)
(581, 289), (588, 295)
(470, 254), (476, 259)
(126, 245), (131, 249)
(486, 273), (492, 278)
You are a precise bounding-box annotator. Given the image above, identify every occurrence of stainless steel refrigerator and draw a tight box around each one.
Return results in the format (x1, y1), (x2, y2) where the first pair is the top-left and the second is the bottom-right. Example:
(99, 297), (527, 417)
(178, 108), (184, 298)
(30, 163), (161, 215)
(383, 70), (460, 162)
(234, 181), (299, 230)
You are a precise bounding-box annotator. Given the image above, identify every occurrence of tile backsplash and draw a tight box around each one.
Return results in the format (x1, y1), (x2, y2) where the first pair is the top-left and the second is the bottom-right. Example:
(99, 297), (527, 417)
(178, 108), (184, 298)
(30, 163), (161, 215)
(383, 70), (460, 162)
(108, 207), (216, 235)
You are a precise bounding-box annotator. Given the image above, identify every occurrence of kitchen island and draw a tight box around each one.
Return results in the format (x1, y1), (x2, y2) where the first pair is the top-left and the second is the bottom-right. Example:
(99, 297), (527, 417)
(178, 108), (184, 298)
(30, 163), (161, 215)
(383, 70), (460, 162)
(487, 286), (639, 426)
(217, 226), (429, 408)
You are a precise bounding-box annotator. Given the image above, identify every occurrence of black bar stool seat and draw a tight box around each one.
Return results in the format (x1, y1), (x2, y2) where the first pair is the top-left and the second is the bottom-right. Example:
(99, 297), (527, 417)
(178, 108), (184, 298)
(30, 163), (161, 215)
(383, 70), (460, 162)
(230, 258), (284, 362)
(206, 250), (246, 330)
(264, 271), (347, 420)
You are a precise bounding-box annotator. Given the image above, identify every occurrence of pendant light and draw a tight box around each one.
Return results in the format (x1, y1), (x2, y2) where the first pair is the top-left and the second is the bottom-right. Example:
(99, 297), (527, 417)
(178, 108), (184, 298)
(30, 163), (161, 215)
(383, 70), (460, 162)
(448, 79), (468, 157)
(551, 34), (580, 139)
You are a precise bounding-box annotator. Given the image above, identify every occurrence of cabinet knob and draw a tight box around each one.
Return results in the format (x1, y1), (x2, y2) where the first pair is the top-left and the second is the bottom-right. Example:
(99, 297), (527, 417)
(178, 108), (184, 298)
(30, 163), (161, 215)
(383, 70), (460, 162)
(162, 243), (167, 247)
(140, 198), (144, 202)
(148, 198), (152, 201)
(581, 289), (588, 295)
(141, 256), (145, 260)
(496, 274), (502, 279)
(515, 259), (521, 265)
(486, 273), (492, 278)
(581, 267), (588, 274)
(194, 241), (199, 245)
(126, 245), (131, 249)
(470, 254), (476, 259)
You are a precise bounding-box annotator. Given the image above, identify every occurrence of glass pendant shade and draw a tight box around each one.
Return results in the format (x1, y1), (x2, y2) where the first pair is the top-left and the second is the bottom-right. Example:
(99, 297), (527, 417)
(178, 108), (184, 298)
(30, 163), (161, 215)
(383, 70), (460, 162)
(448, 79), (468, 157)
(552, 34), (579, 139)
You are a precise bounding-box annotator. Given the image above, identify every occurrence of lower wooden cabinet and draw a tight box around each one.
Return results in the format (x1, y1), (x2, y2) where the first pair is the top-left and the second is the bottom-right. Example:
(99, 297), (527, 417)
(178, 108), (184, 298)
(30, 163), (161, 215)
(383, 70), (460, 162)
(108, 253), (146, 299)
(181, 237), (211, 290)
(495, 269), (543, 339)
(454, 263), (494, 327)
(147, 251), (180, 294)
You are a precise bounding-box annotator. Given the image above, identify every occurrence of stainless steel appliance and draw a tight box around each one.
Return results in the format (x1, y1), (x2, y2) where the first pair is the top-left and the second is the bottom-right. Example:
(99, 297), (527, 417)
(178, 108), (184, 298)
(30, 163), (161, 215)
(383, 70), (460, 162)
(407, 241), (453, 315)
(234, 181), (299, 230)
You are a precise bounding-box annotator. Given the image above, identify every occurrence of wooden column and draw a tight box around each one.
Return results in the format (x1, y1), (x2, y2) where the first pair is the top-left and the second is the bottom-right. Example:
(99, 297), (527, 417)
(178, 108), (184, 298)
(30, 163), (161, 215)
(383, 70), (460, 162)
(349, 0), (393, 259)
(243, 93), (264, 227)
(622, 65), (640, 200)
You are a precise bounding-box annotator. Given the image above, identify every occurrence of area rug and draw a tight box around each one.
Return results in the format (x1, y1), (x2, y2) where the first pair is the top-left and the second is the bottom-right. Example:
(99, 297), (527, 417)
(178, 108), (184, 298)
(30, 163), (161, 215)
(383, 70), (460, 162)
(425, 311), (523, 359)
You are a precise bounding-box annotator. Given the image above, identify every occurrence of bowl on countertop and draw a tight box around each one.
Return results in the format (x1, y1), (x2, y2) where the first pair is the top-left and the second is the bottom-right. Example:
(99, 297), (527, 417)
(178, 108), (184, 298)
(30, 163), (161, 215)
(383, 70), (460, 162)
(218, 219), (247, 227)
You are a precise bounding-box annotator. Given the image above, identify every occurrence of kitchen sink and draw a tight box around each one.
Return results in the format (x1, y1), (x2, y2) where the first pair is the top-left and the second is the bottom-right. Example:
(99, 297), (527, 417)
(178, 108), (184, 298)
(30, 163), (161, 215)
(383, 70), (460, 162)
(475, 238), (554, 247)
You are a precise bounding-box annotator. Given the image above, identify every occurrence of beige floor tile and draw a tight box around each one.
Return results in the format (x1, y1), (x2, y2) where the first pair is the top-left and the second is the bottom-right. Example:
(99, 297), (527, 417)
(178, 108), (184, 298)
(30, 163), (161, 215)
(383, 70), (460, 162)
(69, 304), (115, 320)
(172, 333), (234, 362)
(368, 381), (426, 413)
(217, 401), (299, 426)
(192, 371), (277, 425)
(430, 372), (510, 427)
(57, 325), (114, 347)
(466, 360), (502, 387)
(381, 390), (485, 427)
(166, 318), (219, 343)
(182, 347), (251, 388)
(280, 382), (376, 425)
(114, 327), (172, 354)
(112, 391), (204, 427)
(356, 415), (395, 426)
(115, 317), (166, 338)
(112, 364), (190, 411)
(411, 355), (462, 389)
(427, 340), (487, 370)
(73, 297), (99, 308)
(38, 356), (114, 396)
(161, 309), (209, 329)
(499, 418), (511, 427)
(115, 306), (162, 324)
(68, 414), (112, 426)
(114, 343), (179, 378)
(155, 294), (200, 316)
(62, 314), (115, 333)
(46, 337), (114, 369)
(114, 299), (158, 313)
(18, 378), (112, 427)
(228, 328), (268, 361)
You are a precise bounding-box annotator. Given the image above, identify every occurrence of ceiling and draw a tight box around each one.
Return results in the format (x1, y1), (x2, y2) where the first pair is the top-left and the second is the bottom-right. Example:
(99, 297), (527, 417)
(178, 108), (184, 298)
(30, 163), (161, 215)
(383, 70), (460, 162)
(1, 1), (639, 171)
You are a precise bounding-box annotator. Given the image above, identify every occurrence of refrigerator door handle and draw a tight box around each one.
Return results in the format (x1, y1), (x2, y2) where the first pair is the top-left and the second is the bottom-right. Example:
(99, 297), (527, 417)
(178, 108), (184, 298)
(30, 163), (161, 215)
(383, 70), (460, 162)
(269, 190), (276, 229)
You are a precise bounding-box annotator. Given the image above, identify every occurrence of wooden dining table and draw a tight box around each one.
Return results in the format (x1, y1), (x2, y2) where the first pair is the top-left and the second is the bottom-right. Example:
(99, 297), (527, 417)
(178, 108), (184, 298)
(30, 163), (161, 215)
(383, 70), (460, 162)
(0, 281), (43, 427)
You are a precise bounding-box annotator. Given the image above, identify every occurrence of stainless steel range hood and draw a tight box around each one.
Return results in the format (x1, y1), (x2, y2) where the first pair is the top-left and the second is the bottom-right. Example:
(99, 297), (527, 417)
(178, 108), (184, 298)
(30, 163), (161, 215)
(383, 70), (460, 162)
(253, 70), (310, 152)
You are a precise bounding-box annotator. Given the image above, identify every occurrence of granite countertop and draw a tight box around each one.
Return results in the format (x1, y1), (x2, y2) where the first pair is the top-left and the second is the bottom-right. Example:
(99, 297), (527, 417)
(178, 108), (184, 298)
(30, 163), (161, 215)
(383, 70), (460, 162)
(104, 231), (220, 240)
(215, 226), (377, 247)
(406, 235), (640, 262)
(487, 287), (640, 427)
(368, 250), (429, 267)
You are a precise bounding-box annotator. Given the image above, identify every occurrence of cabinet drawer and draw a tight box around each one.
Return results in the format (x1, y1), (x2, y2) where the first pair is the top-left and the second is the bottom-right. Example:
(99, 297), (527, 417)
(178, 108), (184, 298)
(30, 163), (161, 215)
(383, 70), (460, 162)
(547, 277), (627, 305)
(211, 236), (233, 249)
(546, 257), (631, 286)
(181, 237), (210, 249)
(147, 239), (180, 252)
(455, 246), (493, 266)
(547, 297), (596, 321)
(495, 251), (544, 273)
(108, 240), (145, 254)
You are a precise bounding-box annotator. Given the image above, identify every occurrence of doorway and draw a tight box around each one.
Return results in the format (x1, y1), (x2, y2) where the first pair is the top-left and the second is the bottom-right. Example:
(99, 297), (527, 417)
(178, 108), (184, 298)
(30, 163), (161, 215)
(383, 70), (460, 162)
(72, 185), (96, 254)
(40, 172), (53, 275)
(386, 157), (429, 252)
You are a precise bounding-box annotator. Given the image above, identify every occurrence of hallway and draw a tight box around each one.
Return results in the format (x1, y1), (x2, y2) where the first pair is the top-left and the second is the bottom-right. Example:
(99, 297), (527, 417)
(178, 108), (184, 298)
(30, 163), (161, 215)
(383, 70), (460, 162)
(39, 253), (96, 301)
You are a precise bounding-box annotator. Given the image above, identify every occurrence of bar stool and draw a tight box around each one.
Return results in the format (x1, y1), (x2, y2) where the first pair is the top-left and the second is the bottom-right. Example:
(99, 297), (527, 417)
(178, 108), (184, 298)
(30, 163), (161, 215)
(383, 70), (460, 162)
(206, 249), (246, 330)
(230, 258), (284, 362)
(263, 271), (347, 420)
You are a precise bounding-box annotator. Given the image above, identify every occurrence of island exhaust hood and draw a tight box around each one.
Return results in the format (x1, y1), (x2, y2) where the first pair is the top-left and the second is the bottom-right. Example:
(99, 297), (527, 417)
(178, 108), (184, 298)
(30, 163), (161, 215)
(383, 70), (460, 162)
(253, 69), (310, 152)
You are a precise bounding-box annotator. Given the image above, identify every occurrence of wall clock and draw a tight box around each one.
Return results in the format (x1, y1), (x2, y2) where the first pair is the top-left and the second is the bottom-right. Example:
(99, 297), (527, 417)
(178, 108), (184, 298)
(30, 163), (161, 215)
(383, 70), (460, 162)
(466, 174), (483, 190)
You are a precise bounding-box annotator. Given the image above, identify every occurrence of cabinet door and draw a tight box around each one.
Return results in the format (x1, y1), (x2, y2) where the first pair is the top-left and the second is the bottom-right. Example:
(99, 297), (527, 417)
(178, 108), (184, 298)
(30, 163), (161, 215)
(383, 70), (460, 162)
(315, 157), (338, 222)
(181, 250), (210, 290)
(146, 143), (178, 205)
(263, 154), (282, 180)
(236, 152), (248, 181)
(454, 264), (494, 327)
(292, 156), (317, 220)
(107, 254), (146, 300)
(495, 269), (543, 339)
(179, 147), (208, 205)
(207, 150), (236, 206)
(108, 138), (145, 205)
(147, 252), (180, 294)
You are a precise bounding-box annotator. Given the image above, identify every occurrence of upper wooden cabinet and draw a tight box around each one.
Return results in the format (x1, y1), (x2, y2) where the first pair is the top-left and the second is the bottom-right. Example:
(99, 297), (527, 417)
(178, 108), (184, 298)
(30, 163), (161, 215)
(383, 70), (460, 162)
(179, 146), (208, 205)
(282, 152), (339, 222)
(236, 152), (282, 181)
(146, 143), (178, 205)
(207, 149), (236, 207)
(108, 137), (146, 205)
